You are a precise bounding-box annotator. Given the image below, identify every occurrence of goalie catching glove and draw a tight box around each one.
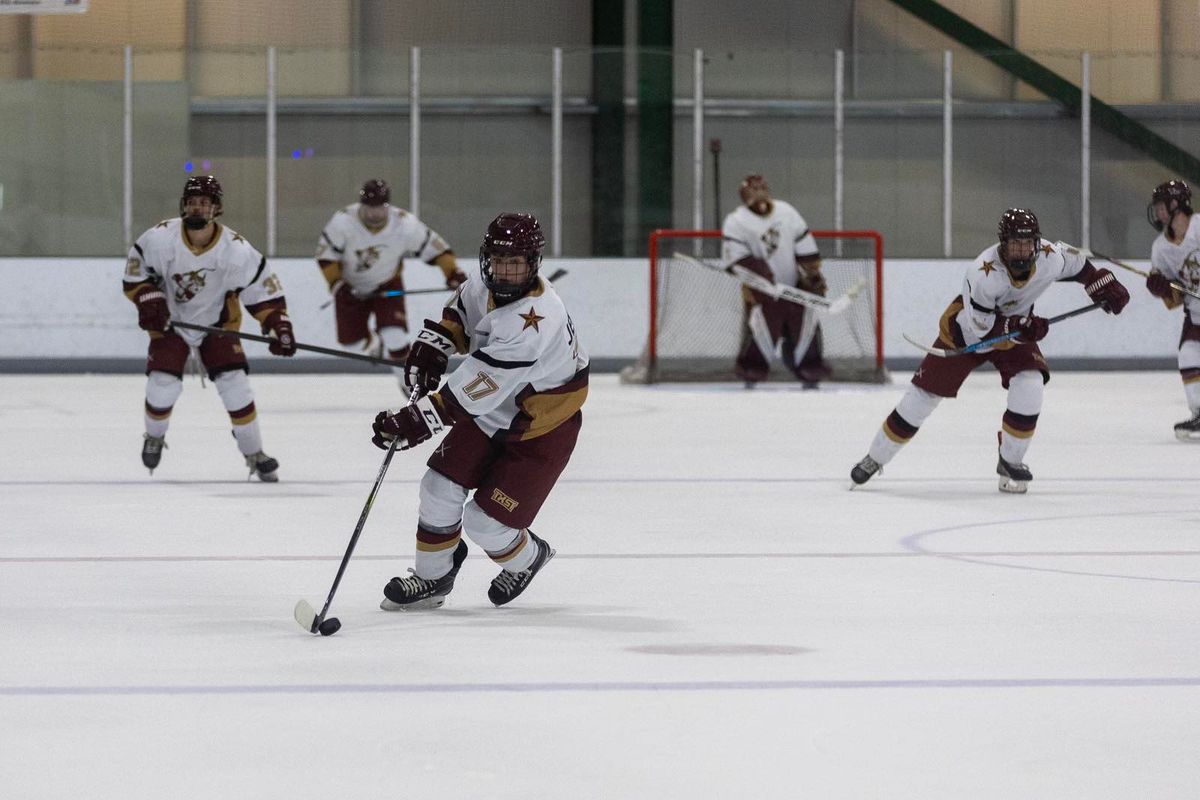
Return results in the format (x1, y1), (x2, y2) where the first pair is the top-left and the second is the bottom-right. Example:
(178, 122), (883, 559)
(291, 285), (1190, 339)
(371, 395), (446, 451)
(404, 320), (456, 393)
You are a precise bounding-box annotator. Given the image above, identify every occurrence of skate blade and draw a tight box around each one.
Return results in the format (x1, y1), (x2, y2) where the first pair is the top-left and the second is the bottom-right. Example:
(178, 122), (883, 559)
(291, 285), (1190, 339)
(1174, 430), (1200, 442)
(998, 477), (1028, 494)
(379, 596), (447, 612)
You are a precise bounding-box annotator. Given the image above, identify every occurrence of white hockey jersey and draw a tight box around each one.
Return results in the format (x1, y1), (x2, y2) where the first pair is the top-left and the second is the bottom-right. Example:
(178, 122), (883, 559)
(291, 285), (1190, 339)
(1150, 213), (1200, 319)
(721, 200), (820, 284)
(431, 276), (589, 442)
(943, 240), (1088, 350)
(315, 204), (450, 294)
(124, 219), (284, 346)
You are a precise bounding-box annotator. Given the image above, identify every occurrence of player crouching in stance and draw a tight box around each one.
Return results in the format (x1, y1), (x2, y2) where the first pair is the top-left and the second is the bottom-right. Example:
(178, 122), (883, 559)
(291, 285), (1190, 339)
(123, 175), (296, 480)
(370, 213), (588, 608)
(850, 208), (1129, 493)
(1145, 179), (1200, 440)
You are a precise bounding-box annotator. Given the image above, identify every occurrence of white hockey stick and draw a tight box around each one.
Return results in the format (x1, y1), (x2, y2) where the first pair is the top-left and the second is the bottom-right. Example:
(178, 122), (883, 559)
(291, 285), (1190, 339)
(673, 252), (866, 315)
(1054, 241), (1200, 302)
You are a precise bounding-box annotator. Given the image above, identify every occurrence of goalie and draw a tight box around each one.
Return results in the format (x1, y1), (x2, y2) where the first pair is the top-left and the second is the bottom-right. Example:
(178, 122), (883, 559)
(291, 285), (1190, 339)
(722, 174), (832, 388)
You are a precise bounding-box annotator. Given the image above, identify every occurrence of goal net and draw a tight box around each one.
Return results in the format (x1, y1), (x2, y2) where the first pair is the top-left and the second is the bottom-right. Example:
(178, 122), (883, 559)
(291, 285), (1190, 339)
(621, 229), (887, 384)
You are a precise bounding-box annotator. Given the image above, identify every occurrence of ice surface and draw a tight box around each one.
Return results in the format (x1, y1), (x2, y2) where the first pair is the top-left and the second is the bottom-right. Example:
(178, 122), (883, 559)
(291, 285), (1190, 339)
(1, 372), (1198, 798)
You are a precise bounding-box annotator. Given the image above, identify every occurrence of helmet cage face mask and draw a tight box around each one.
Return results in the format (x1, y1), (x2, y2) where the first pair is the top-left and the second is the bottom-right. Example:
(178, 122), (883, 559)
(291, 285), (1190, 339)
(1147, 180), (1192, 236)
(997, 208), (1041, 280)
(479, 213), (545, 303)
(179, 176), (223, 228)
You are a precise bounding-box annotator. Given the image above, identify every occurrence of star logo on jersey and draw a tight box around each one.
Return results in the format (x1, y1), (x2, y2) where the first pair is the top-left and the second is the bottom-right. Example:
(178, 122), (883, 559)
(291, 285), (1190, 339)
(1040, 242), (1053, 255)
(232, 232), (245, 243)
(980, 260), (997, 276)
(519, 306), (545, 332)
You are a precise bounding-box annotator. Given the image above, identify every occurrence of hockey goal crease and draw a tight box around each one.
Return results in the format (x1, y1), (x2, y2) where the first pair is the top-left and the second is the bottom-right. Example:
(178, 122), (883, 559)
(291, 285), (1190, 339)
(622, 229), (887, 384)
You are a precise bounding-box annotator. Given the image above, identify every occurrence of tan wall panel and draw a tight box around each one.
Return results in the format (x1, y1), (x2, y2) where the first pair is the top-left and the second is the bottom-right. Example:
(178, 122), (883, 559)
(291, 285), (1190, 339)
(28, 0), (184, 80)
(1016, 0), (1160, 102)
(1165, 0), (1200, 101)
(192, 0), (351, 96)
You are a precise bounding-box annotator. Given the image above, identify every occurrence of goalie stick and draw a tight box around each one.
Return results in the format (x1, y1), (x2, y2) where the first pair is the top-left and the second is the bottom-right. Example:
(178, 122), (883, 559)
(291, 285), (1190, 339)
(293, 386), (420, 637)
(902, 301), (1103, 357)
(673, 252), (866, 314)
(1054, 241), (1200, 302)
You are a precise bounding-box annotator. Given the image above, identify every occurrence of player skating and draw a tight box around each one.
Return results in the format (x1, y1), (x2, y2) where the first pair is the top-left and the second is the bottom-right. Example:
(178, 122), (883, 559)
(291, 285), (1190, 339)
(850, 208), (1129, 493)
(370, 213), (588, 607)
(1145, 179), (1200, 440)
(123, 175), (295, 480)
(315, 178), (466, 387)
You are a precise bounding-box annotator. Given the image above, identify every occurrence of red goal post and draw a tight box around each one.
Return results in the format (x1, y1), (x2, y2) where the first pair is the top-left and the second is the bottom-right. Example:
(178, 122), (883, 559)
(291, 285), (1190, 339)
(623, 228), (887, 384)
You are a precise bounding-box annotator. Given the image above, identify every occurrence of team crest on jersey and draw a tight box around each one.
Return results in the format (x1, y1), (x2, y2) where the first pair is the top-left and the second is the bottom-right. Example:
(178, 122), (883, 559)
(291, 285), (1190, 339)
(1182, 251), (1200, 291)
(354, 245), (384, 271)
(172, 268), (214, 302)
(760, 225), (781, 257)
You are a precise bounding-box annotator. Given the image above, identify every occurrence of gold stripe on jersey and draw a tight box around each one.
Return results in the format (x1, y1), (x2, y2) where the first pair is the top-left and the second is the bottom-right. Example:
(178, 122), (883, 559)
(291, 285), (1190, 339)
(319, 259), (343, 288)
(219, 293), (243, 331)
(511, 366), (589, 441)
(439, 309), (470, 354)
(180, 222), (223, 257)
(937, 296), (1015, 352)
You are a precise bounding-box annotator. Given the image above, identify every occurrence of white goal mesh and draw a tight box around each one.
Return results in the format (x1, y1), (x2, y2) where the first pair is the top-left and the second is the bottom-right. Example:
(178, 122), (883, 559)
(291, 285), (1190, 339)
(622, 229), (887, 383)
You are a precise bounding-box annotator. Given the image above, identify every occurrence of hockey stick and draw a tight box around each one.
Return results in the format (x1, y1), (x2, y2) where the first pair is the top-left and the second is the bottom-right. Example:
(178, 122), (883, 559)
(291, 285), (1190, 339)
(293, 386), (420, 637)
(673, 251), (866, 314)
(320, 267), (571, 309)
(902, 301), (1103, 357)
(171, 321), (401, 368)
(1054, 240), (1200, 302)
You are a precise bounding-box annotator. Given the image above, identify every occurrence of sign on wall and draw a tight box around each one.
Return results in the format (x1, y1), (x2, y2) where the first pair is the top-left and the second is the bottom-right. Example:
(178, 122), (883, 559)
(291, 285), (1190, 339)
(0, 0), (86, 13)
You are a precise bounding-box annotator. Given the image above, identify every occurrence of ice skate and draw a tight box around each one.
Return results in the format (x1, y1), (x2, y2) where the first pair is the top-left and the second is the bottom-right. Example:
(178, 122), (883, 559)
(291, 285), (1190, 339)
(245, 451), (280, 482)
(381, 540), (469, 611)
(1173, 410), (1200, 442)
(488, 531), (555, 607)
(996, 453), (1032, 494)
(849, 455), (881, 489)
(142, 434), (166, 474)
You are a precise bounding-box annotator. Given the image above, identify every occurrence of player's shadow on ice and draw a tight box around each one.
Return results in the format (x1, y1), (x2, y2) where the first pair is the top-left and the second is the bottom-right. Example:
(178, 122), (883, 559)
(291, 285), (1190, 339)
(403, 604), (682, 634)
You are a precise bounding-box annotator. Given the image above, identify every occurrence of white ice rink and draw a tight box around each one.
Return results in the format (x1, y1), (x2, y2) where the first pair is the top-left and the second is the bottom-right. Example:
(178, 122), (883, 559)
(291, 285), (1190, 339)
(1, 371), (1198, 798)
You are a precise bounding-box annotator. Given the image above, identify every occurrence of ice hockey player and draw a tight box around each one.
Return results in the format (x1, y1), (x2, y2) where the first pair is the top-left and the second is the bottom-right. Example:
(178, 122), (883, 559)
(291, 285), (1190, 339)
(123, 175), (295, 480)
(370, 213), (588, 607)
(1145, 179), (1200, 440)
(722, 173), (831, 388)
(849, 208), (1129, 493)
(315, 178), (466, 387)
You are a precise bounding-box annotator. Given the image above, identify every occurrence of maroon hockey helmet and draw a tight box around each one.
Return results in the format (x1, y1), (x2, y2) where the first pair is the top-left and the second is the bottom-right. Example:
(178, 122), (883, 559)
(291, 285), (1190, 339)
(1147, 179), (1192, 233)
(479, 212), (545, 302)
(359, 178), (391, 207)
(738, 174), (770, 205)
(178, 175), (223, 218)
(997, 208), (1040, 279)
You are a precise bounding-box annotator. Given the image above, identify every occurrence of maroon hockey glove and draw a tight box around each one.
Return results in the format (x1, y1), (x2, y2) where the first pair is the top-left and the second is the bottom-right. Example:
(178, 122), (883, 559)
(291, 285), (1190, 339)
(445, 269), (468, 289)
(798, 270), (827, 296)
(404, 321), (455, 393)
(1004, 313), (1049, 343)
(1084, 268), (1129, 314)
(135, 287), (170, 332)
(1146, 271), (1175, 300)
(371, 395), (446, 450)
(263, 310), (296, 356)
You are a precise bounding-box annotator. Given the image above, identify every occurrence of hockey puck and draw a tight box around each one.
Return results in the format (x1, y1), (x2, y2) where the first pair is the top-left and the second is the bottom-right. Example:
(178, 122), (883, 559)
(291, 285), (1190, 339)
(317, 617), (341, 636)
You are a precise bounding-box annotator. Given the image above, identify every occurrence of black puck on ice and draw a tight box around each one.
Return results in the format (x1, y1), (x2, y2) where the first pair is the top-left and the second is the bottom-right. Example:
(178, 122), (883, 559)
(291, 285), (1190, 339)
(317, 617), (341, 636)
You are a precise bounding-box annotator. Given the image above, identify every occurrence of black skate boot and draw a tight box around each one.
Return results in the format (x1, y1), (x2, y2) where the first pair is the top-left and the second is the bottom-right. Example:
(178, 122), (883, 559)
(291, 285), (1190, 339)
(488, 531), (555, 607)
(849, 455), (881, 488)
(996, 452), (1033, 494)
(1173, 410), (1200, 442)
(381, 540), (469, 611)
(245, 451), (280, 482)
(142, 434), (166, 474)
